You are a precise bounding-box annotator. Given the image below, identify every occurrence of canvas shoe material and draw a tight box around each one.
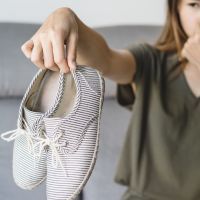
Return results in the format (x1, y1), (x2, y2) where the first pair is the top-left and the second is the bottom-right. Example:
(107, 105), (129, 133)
(34, 65), (105, 200)
(1, 69), (66, 190)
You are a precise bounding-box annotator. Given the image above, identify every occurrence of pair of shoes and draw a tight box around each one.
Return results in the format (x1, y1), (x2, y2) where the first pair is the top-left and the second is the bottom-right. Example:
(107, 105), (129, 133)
(1, 65), (105, 200)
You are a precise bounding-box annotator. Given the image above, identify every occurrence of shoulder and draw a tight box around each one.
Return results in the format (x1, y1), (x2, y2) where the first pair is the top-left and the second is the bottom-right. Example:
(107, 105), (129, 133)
(127, 42), (159, 54)
(126, 42), (165, 67)
(126, 42), (163, 83)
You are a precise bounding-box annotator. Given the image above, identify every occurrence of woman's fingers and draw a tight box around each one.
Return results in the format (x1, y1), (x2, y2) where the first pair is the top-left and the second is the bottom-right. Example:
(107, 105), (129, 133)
(21, 9), (78, 73)
(66, 31), (78, 71)
(21, 32), (77, 73)
(30, 40), (46, 69)
(21, 39), (34, 59)
(40, 34), (59, 72)
(51, 31), (69, 73)
(20, 8), (79, 73)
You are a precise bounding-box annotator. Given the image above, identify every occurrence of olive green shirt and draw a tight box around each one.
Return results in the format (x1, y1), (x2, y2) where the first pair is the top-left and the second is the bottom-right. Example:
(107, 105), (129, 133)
(114, 43), (200, 200)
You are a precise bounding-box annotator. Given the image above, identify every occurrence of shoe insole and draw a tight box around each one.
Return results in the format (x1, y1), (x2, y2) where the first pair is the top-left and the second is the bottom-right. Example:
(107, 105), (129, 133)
(27, 70), (76, 118)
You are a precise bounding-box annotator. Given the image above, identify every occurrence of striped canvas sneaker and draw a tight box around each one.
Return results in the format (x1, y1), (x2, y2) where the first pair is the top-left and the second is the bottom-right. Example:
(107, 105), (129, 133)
(34, 65), (105, 200)
(0, 69), (65, 190)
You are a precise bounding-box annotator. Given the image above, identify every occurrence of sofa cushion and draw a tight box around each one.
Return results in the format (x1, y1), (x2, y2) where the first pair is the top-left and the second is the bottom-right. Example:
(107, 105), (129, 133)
(0, 22), (39, 97)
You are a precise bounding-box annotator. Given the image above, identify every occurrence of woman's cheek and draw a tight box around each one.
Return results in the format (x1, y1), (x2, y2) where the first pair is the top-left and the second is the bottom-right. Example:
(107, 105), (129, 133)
(179, 6), (196, 37)
(181, 15), (196, 37)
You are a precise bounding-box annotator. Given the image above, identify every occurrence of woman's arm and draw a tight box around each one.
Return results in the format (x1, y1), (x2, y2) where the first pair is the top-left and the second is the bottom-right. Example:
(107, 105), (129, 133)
(74, 10), (137, 84)
(21, 7), (137, 85)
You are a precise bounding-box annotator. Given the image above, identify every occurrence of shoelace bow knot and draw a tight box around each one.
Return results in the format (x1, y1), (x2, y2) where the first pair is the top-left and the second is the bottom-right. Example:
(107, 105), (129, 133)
(1, 117), (87, 178)
(33, 130), (69, 177)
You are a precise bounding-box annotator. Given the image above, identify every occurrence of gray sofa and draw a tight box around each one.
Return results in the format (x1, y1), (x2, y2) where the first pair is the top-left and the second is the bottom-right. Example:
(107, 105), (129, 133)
(0, 22), (162, 200)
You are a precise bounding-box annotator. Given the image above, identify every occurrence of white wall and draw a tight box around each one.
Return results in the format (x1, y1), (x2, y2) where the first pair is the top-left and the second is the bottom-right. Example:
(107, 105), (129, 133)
(0, 0), (166, 27)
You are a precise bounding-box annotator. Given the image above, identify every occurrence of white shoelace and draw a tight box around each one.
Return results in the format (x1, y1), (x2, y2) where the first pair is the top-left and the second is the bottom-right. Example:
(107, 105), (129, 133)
(1, 118), (44, 166)
(1, 118), (35, 152)
(33, 115), (97, 177)
(33, 131), (69, 177)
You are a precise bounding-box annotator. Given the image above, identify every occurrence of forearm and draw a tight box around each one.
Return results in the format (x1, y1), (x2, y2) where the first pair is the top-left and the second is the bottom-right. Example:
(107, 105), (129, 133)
(73, 11), (111, 76)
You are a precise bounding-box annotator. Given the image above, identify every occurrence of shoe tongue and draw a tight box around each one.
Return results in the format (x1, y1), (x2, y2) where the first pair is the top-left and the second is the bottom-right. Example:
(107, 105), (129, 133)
(23, 106), (43, 130)
(43, 117), (61, 139)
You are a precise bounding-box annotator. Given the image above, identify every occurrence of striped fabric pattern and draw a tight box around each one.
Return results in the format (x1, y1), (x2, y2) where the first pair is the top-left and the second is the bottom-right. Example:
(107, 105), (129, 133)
(1, 69), (65, 190)
(13, 107), (47, 190)
(41, 65), (105, 200)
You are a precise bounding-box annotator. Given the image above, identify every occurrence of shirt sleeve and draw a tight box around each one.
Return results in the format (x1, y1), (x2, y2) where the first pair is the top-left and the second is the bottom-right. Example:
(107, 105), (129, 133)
(116, 42), (155, 111)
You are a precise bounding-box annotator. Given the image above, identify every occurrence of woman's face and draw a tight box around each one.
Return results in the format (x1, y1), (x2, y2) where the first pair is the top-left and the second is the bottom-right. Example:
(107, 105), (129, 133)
(178, 0), (200, 37)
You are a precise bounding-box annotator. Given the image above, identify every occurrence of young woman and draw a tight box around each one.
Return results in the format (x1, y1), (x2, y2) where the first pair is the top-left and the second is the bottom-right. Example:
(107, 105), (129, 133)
(21, 0), (200, 199)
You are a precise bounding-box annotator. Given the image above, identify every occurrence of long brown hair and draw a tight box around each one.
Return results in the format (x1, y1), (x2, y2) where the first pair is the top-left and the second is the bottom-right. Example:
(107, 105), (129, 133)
(155, 0), (188, 71)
